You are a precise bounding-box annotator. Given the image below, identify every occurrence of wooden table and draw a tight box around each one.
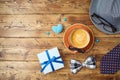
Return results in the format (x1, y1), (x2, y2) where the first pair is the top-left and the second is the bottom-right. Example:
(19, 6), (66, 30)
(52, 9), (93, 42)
(0, 0), (120, 80)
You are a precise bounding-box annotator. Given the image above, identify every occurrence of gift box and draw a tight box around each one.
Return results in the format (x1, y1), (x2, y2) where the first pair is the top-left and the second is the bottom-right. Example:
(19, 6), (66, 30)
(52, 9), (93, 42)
(37, 47), (64, 74)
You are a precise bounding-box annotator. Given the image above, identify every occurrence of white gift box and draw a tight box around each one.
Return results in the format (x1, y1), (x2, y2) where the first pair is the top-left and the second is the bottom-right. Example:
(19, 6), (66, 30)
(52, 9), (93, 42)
(37, 47), (64, 74)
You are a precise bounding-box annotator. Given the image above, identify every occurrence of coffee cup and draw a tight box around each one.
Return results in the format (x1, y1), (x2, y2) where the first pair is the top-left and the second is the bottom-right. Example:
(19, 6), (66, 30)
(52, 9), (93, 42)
(69, 29), (90, 49)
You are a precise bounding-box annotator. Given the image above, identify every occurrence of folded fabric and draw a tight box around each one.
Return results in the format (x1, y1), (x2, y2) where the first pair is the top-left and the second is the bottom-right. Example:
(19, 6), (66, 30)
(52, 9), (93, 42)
(70, 56), (96, 74)
(100, 44), (120, 74)
(37, 47), (64, 74)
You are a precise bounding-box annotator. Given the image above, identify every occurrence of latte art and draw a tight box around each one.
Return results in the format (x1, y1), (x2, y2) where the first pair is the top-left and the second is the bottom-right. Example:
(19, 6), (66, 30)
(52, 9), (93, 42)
(70, 29), (90, 48)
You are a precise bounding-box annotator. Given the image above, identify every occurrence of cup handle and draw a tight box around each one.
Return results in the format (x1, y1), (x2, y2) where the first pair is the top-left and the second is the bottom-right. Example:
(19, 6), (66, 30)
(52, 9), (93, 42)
(68, 46), (85, 53)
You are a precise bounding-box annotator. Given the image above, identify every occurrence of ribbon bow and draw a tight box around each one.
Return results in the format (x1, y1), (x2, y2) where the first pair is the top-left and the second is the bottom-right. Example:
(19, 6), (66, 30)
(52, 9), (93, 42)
(70, 56), (96, 73)
(41, 50), (64, 72)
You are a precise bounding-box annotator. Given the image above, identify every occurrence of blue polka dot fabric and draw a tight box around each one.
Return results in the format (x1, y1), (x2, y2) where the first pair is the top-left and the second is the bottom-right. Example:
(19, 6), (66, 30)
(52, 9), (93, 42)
(100, 44), (120, 74)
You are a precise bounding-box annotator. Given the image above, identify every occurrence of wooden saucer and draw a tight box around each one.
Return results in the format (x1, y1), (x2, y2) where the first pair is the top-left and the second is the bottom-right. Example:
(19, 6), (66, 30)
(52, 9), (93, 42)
(63, 24), (94, 53)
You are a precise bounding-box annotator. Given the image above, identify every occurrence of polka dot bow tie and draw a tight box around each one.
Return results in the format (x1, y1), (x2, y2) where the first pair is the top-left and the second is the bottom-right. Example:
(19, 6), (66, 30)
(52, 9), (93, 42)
(100, 44), (120, 74)
(70, 56), (96, 74)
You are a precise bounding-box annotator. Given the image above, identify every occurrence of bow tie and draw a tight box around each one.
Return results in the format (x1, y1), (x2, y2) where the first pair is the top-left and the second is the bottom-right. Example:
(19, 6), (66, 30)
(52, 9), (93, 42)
(70, 56), (96, 73)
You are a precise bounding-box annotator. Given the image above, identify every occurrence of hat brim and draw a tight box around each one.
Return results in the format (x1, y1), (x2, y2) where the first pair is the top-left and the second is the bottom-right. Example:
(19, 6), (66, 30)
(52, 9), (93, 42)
(89, 0), (120, 34)
(63, 24), (94, 53)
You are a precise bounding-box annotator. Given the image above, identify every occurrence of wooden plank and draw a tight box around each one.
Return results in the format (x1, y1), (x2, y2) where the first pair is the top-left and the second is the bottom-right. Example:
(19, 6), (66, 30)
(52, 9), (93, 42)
(0, 71), (116, 80)
(0, 38), (64, 49)
(63, 14), (92, 25)
(0, 61), (117, 74)
(115, 72), (120, 80)
(68, 74), (115, 80)
(1, 25), (120, 38)
(0, 37), (120, 61)
(0, 61), (117, 80)
(0, 61), (101, 73)
(0, 61), (109, 73)
(0, 70), (69, 80)
(0, 48), (108, 61)
(0, 70), (116, 80)
(69, 76), (115, 80)
(0, 0), (90, 14)
(0, 48), (117, 61)
(0, 14), (120, 38)
(0, 37), (120, 49)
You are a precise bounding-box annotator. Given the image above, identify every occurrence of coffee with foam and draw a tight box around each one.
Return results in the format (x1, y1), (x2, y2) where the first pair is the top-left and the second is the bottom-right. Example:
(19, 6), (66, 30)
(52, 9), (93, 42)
(70, 29), (90, 48)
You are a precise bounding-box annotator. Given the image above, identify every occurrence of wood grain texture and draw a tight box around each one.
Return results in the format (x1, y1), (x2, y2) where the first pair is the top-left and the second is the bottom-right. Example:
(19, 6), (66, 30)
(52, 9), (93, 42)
(0, 0), (90, 14)
(0, 0), (120, 80)
(0, 14), (120, 38)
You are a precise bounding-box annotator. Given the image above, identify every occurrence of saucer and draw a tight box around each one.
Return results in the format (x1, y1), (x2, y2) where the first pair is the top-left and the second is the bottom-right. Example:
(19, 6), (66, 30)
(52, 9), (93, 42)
(63, 24), (94, 53)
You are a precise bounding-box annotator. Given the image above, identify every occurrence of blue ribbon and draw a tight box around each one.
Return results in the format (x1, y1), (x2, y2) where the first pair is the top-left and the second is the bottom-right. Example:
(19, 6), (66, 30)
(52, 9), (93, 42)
(40, 50), (64, 72)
